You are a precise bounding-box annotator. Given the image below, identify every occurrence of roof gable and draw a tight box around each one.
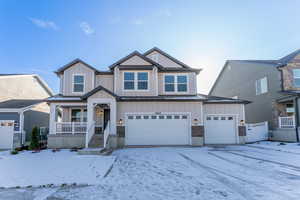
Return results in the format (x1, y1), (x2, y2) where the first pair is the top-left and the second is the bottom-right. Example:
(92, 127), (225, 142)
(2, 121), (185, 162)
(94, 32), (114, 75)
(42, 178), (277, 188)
(144, 47), (192, 69)
(81, 85), (118, 100)
(55, 59), (98, 74)
(109, 51), (164, 70)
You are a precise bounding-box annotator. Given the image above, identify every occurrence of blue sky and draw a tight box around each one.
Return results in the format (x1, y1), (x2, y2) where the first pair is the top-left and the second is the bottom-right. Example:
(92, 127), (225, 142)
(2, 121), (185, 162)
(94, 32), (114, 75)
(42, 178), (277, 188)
(1, 0), (300, 94)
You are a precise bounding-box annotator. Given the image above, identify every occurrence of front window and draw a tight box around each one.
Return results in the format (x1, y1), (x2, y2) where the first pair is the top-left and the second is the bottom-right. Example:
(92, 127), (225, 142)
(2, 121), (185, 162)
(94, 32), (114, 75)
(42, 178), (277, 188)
(293, 69), (300, 87)
(124, 72), (148, 90)
(71, 109), (87, 122)
(124, 72), (135, 90)
(256, 77), (268, 95)
(164, 74), (188, 92)
(73, 75), (84, 92)
(137, 72), (148, 90)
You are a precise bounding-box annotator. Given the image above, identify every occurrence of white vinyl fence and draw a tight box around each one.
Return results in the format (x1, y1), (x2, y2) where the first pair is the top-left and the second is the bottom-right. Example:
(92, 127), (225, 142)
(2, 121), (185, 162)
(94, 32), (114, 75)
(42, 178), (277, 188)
(246, 121), (269, 143)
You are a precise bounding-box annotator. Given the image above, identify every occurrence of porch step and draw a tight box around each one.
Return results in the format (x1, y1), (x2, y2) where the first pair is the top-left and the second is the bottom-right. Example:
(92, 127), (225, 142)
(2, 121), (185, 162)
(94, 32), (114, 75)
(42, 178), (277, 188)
(88, 134), (104, 148)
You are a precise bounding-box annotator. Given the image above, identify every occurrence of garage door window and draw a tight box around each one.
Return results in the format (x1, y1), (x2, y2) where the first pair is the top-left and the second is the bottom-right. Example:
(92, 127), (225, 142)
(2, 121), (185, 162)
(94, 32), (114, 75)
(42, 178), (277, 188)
(174, 115), (180, 119)
(213, 117), (218, 120)
(143, 115), (149, 119)
(206, 116), (211, 120)
(136, 116), (142, 119)
(151, 116), (157, 119)
(228, 117), (233, 120)
(221, 117), (226, 120)
(166, 115), (172, 119)
(159, 115), (165, 119)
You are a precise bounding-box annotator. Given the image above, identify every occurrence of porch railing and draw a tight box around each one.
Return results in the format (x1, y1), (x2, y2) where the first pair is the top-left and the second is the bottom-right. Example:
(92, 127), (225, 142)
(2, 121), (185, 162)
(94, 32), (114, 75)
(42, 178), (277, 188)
(55, 122), (87, 134)
(279, 116), (295, 129)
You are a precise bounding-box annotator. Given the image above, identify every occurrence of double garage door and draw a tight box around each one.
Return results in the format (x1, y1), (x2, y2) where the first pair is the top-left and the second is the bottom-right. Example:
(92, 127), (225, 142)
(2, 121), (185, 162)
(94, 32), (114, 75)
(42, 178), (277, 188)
(125, 113), (190, 145)
(124, 113), (238, 146)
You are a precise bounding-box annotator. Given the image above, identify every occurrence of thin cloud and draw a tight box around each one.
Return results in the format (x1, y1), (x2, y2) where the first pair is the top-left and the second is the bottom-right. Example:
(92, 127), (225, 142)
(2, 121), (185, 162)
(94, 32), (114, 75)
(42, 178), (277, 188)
(131, 18), (144, 25)
(108, 17), (121, 24)
(157, 9), (172, 17)
(29, 18), (59, 30)
(80, 22), (95, 35)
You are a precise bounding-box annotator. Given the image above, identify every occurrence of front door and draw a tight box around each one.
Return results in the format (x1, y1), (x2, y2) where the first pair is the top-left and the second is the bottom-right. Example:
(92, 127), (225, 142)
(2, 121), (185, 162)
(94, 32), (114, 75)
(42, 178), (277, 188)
(103, 109), (110, 130)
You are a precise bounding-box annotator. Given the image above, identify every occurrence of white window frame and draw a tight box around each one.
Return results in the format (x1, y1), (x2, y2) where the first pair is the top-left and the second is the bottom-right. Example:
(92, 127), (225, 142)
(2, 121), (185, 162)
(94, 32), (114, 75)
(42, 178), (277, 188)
(293, 69), (300, 87)
(72, 74), (85, 93)
(70, 108), (87, 122)
(163, 73), (189, 94)
(123, 71), (149, 91)
(255, 76), (268, 95)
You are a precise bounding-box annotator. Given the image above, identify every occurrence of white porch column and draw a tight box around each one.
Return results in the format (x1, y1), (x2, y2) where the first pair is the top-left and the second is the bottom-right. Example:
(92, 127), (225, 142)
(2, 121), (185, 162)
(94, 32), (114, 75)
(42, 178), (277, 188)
(49, 103), (57, 135)
(19, 111), (25, 145)
(110, 100), (117, 135)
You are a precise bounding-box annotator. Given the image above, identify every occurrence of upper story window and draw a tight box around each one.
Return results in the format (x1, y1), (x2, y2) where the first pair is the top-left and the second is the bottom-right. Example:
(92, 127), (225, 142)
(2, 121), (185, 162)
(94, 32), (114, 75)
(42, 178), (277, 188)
(293, 69), (300, 87)
(73, 75), (84, 93)
(124, 72), (148, 91)
(164, 74), (188, 92)
(255, 77), (268, 95)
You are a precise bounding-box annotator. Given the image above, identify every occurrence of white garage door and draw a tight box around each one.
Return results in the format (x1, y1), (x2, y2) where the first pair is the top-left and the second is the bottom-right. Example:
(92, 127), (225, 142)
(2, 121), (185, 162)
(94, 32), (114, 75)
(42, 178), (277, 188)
(125, 113), (190, 145)
(0, 120), (14, 149)
(204, 115), (237, 144)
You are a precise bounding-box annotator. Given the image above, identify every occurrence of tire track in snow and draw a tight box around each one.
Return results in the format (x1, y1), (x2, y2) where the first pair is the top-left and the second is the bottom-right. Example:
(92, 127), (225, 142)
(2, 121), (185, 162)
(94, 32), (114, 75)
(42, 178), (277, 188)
(245, 145), (300, 156)
(179, 153), (255, 200)
(224, 151), (300, 171)
(179, 153), (297, 200)
(208, 151), (300, 179)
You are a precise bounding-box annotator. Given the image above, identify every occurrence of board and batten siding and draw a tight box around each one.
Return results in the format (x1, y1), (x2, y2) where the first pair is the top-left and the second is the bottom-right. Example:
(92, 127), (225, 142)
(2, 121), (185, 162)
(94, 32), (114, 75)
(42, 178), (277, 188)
(203, 104), (245, 122)
(114, 68), (158, 96)
(158, 72), (197, 95)
(0, 75), (50, 102)
(95, 75), (114, 92)
(63, 63), (95, 96)
(146, 50), (182, 68)
(120, 55), (152, 66)
(117, 101), (203, 124)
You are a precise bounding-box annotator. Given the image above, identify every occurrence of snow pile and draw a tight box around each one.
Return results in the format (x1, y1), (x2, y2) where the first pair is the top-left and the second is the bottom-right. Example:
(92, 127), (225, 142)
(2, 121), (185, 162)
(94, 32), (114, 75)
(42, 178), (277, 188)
(0, 150), (115, 188)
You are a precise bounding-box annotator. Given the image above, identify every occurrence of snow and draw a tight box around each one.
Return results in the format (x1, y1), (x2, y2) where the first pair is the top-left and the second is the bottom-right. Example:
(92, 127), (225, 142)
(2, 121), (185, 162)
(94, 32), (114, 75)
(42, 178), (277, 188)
(1, 142), (300, 200)
(0, 150), (116, 188)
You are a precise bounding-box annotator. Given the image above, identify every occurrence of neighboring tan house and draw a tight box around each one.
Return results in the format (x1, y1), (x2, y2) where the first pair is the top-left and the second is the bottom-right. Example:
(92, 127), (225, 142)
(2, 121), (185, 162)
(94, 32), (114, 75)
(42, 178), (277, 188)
(209, 49), (300, 142)
(0, 74), (53, 149)
(46, 47), (249, 149)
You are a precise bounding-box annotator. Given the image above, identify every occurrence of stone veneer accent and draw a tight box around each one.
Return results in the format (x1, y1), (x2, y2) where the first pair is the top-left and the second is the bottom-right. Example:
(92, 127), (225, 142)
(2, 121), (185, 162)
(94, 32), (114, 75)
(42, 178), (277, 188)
(191, 126), (204, 137)
(281, 61), (300, 91)
(238, 126), (246, 136)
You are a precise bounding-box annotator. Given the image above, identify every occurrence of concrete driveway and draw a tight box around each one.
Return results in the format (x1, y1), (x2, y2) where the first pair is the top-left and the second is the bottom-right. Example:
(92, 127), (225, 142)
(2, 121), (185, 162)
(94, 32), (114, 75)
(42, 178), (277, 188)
(1, 143), (300, 200)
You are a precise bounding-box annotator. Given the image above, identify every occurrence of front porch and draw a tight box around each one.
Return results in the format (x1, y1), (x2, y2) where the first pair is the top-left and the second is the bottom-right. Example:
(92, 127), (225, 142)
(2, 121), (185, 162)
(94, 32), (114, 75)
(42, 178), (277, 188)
(48, 99), (116, 149)
(271, 97), (299, 142)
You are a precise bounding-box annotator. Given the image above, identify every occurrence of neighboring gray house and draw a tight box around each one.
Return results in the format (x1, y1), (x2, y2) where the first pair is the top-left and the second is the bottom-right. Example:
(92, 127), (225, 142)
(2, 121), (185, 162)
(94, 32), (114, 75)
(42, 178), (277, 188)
(209, 49), (300, 142)
(0, 74), (53, 149)
(46, 47), (249, 149)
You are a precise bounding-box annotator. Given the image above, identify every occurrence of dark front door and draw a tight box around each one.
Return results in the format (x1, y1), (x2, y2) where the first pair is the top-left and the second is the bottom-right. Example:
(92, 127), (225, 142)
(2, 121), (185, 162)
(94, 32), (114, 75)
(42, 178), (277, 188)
(103, 109), (110, 130)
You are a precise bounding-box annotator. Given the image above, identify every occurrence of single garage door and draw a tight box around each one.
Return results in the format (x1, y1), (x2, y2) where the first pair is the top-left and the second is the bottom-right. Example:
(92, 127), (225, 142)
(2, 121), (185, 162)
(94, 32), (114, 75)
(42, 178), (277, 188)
(0, 120), (15, 149)
(204, 115), (237, 144)
(125, 113), (190, 145)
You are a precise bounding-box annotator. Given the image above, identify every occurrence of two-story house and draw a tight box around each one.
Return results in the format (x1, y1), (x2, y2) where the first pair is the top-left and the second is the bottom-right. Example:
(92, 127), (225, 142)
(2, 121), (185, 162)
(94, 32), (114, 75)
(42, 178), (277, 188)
(46, 47), (249, 149)
(210, 49), (300, 142)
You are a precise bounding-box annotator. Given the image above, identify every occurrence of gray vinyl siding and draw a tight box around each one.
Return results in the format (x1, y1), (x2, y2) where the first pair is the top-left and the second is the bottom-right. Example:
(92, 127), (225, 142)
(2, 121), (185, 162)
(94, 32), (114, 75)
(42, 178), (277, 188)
(24, 110), (49, 141)
(0, 112), (20, 131)
(210, 61), (283, 129)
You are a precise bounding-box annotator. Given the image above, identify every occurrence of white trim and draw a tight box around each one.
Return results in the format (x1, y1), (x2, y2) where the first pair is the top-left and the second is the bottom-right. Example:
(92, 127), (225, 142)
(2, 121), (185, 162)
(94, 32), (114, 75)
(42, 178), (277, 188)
(163, 73), (189, 94)
(204, 114), (240, 144)
(124, 112), (192, 145)
(72, 73), (85, 94)
(122, 71), (150, 92)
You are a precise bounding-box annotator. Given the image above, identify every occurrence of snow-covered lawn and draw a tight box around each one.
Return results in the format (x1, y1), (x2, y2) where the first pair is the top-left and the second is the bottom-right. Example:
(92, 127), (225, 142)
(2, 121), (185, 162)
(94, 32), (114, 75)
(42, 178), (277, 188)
(0, 142), (300, 200)
(0, 150), (116, 188)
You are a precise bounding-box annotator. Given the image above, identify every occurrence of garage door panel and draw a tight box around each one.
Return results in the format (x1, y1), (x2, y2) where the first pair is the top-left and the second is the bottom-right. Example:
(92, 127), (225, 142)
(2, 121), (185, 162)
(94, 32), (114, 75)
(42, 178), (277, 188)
(0, 120), (14, 149)
(204, 115), (237, 144)
(125, 114), (190, 145)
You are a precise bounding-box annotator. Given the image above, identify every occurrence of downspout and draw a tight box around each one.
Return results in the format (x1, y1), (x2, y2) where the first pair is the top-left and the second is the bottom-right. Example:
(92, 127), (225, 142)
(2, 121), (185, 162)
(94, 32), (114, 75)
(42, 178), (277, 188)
(295, 97), (300, 142)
